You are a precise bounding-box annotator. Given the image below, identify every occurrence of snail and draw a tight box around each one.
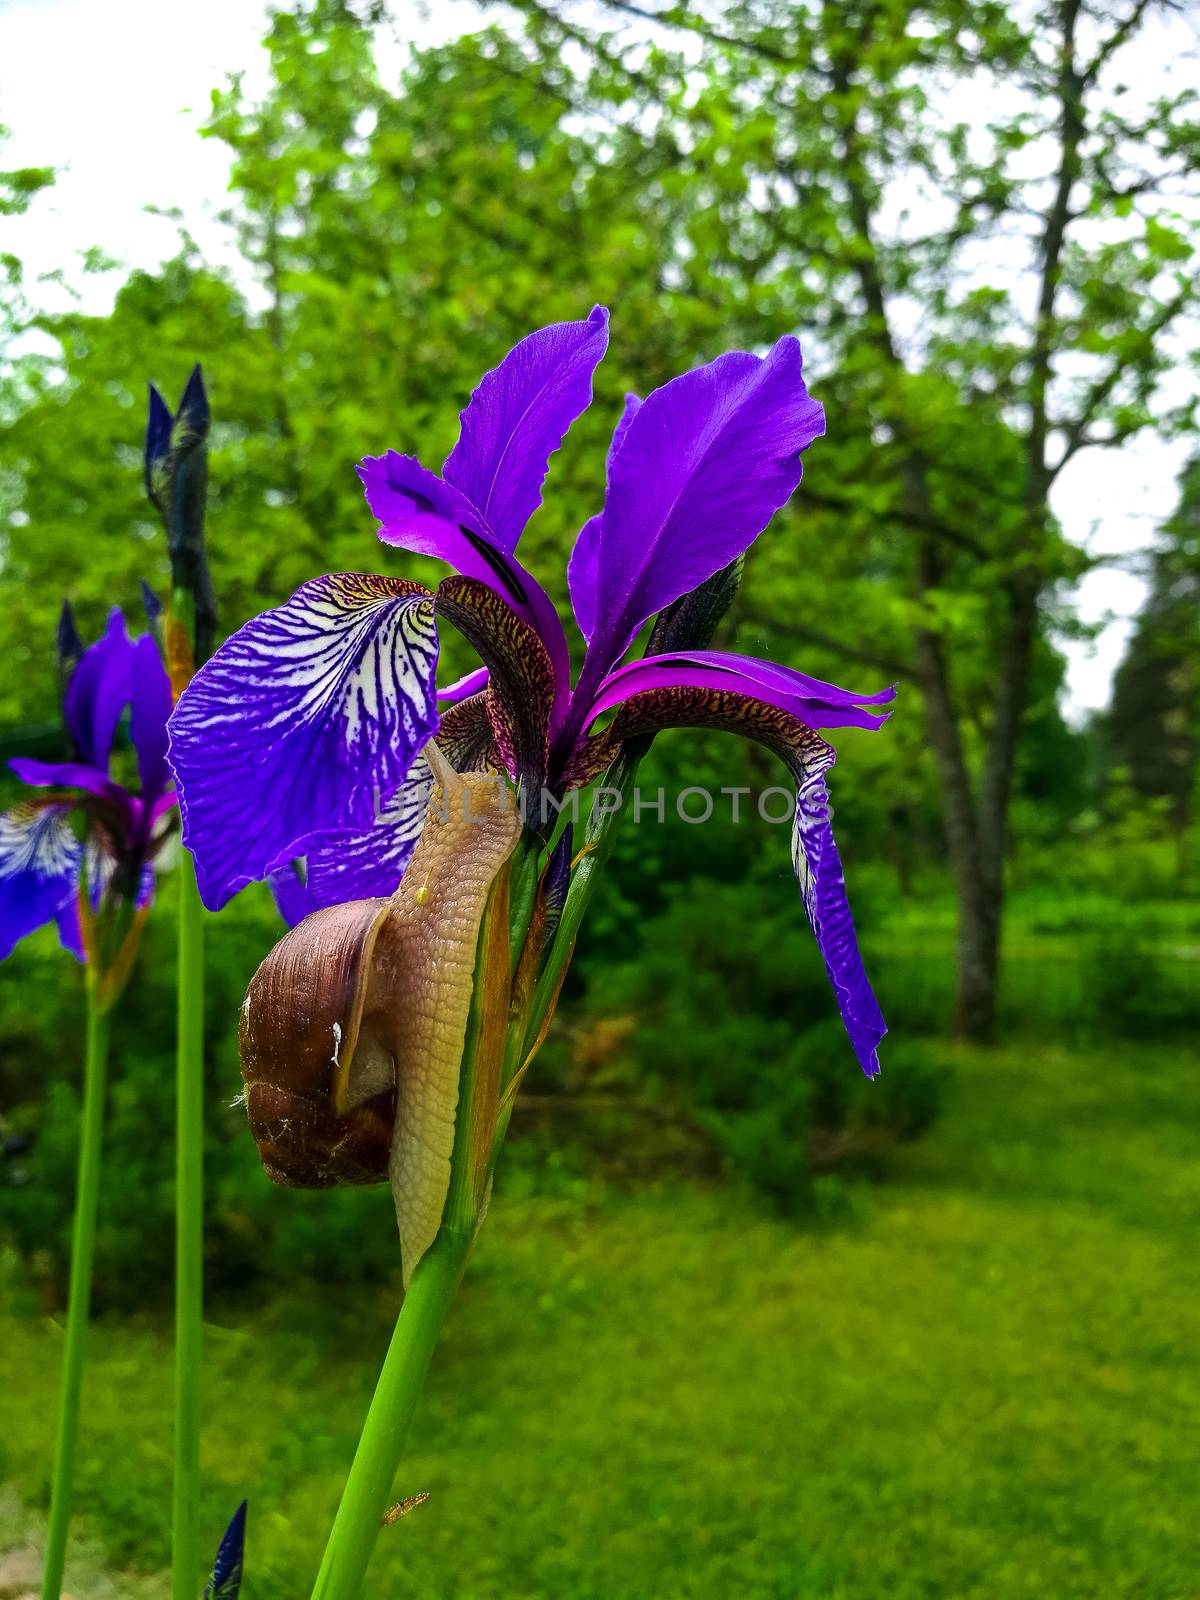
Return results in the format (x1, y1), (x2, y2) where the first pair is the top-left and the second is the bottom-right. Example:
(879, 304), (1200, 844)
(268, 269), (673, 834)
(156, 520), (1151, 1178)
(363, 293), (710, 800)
(238, 742), (522, 1281)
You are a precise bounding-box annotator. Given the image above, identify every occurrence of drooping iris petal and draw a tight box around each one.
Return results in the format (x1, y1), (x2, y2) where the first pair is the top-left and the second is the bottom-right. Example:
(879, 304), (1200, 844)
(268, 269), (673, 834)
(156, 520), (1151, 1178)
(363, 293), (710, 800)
(437, 576), (558, 795)
(56, 894), (85, 961)
(9, 757), (126, 803)
(168, 573), (439, 911)
(568, 390), (641, 642)
(443, 306), (609, 551)
(266, 861), (317, 928)
(437, 666), (489, 704)
(63, 607), (136, 770)
(567, 685), (885, 1077)
(359, 450), (571, 708)
(0, 801), (83, 959)
(129, 633), (174, 805)
(588, 651), (895, 732)
(299, 754), (435, 909)
(576, 339), (824, 686)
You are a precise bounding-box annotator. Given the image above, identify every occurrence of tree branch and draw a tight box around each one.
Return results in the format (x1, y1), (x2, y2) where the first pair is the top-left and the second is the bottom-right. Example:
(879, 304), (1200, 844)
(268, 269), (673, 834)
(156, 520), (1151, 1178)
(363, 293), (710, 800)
(588, 0), (799, 66)
(1026, 0), (1084, 501)
(1080, 0), (1156, 85)
(1050, 280), (1194, 476)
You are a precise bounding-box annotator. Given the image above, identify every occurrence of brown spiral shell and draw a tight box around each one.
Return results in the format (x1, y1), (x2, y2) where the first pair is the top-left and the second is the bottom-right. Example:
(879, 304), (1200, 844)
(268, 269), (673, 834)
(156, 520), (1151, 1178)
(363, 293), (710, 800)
(238, 897), (396, 1188)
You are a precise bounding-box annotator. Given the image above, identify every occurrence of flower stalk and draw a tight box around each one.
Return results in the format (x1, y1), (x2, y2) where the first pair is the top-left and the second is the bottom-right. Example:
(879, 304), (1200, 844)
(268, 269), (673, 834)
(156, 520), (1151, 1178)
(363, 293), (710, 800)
(146, 365), (213, 1600)
(308, 870), (511, 1600)
(41, 895), (139, 1600)
(172, 849), (205, 1600)
(40, 978), (111, 1600)
(308, 1226), (470, 1600)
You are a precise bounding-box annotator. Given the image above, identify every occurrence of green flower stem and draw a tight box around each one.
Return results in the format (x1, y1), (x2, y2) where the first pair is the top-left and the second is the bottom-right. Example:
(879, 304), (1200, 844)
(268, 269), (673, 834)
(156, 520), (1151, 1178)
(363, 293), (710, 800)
(309, 883), (505, 1600)
(41, 982), (112, 1600)
(171, 851), (205, 1600)
(308, 1223), (472, 1600)
(522, 748), (645, 1056)
(506, 828), (543, 973)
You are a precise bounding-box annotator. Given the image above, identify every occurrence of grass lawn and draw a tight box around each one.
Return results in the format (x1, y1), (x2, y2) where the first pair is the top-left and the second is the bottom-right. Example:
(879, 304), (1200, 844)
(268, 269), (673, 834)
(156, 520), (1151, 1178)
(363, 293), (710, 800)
(2, 1036), (1198, 1599)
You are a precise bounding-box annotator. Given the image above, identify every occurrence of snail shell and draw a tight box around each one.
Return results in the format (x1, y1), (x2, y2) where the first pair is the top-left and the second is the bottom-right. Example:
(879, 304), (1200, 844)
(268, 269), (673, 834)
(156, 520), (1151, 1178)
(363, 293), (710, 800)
(239, 896), (395, 1188)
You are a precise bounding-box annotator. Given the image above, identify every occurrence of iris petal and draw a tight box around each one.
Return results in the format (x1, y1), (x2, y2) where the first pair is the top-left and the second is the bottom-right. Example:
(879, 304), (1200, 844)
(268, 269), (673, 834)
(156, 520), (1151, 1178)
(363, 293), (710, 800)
(443, 305), (608, 551)
(359, 449), (571, 710)
(129, 633), (174, 805)
(568, 390), (641, 643)
(63, 608), (136, 771)
(9, 757), (126, 803)
(437, 575), (558, 794)
(575, 339), (824, 690)
(437, 666), (489, 704)
(0, 801), (83, 959)
(567, 684), (886, 1077)
(168, 573), (439, 911)
(588, 651), (895, 732)
(299, 755), (435, 910)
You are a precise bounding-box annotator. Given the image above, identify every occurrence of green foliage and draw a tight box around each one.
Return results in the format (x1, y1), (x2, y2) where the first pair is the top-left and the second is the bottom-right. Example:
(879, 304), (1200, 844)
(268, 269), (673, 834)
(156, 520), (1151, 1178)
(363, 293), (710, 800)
(552, 879), (950, 1211)
(4, 1035), (1200, 1598)
(1107, 453), (1200, 829)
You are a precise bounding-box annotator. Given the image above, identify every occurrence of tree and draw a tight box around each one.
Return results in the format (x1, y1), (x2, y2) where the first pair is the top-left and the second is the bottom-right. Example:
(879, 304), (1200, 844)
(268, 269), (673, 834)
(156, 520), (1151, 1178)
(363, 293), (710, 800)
(3, 0), (1195, 1042)
(1108, 454), (1200, 834)
(503, 0), (1200, 1037)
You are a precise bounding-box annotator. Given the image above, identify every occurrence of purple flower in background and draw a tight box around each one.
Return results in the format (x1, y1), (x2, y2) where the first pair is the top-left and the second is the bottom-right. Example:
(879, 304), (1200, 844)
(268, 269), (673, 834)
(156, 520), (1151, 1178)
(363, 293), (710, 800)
(169, 308), (894, 1074)
(0, 604), (176, 960)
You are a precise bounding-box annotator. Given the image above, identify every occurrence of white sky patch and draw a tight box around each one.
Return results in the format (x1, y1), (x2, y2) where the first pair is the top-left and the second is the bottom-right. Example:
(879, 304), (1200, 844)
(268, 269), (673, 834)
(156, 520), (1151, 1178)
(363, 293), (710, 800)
(1, 0), (1193, 717)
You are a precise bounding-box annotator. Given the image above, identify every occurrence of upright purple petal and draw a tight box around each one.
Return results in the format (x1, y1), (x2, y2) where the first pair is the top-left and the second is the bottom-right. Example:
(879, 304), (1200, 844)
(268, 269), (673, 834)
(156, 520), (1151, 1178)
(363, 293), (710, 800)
(588, 651), (895, 732)
(168, 573), (439, 911)
(129, 633), (174, 805)
(0, 801), (82, 959)
(563, 683), (885, 1077)
(359, 450), (571, 710)
(568, 391), (641, 643)
(578, 339), (824, 686)
(63, 608), (136, 770)
(443, 306), (609, 551)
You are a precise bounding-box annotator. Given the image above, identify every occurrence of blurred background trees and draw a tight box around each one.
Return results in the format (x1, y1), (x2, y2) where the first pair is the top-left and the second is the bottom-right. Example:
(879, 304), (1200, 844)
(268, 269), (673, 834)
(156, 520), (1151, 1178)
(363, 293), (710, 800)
(2, 0), (1196, 1033)
(2, 6), (1199, 1590)
(1, 0), (1198, 1268)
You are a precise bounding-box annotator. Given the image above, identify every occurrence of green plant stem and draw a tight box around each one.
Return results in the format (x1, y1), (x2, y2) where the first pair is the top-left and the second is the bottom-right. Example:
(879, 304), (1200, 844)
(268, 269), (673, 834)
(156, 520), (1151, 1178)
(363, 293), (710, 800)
(310, 885), (508, 1599)
(523, 748), (645, 1054)
(41, 984), (111, 1600)
(308, 1224), (472, 1600)
(172, 852), (205, 1600)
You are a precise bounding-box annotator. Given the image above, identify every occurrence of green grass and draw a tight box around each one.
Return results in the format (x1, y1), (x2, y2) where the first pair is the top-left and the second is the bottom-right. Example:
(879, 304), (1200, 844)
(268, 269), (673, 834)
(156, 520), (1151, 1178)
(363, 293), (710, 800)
(3, 1037), (1199, 1599)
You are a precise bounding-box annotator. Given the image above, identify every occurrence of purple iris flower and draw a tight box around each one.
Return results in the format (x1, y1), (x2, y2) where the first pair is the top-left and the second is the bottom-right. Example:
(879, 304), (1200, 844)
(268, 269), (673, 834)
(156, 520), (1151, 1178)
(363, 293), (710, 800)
(168, 309), (894, 1074)
(0, 605), (177, 960)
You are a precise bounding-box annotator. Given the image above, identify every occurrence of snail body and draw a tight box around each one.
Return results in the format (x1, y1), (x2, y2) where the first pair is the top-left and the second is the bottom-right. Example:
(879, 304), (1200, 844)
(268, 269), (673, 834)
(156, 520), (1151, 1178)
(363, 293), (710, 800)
(239, 751), (522, 1280)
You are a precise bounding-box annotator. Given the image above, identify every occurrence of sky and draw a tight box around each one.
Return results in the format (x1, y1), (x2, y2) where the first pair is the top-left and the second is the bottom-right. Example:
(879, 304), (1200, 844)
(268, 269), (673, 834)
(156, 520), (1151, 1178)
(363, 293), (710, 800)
(0, 0), (1191, 718)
